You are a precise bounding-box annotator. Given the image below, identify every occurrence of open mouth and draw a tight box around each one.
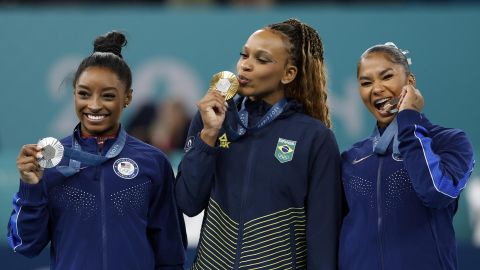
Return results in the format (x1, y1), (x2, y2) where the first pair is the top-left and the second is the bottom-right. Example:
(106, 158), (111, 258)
(374, 97), (400, 114)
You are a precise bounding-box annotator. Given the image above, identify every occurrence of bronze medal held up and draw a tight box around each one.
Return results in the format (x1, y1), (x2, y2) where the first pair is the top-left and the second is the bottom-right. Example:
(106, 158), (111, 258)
(210, 71), (239, 101)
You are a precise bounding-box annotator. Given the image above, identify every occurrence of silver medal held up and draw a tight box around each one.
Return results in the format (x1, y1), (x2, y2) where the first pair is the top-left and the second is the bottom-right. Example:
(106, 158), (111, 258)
(37, 137), (64, 168)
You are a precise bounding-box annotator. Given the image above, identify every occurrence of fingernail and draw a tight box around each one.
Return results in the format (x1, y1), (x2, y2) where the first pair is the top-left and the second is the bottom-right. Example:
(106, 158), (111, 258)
(36, 152), (43, 159)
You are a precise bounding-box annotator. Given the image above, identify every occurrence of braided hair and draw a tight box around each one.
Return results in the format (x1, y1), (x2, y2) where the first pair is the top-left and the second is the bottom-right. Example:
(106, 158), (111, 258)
(267, 18), (331, 128)
(73, 31), (132, 90)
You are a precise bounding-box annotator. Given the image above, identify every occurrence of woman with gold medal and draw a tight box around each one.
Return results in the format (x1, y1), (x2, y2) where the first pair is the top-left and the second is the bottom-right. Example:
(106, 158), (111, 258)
(175, 19), (342, 269)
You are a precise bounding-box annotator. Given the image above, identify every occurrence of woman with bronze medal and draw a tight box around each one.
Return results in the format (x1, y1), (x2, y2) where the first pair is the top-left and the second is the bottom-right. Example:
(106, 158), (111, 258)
(339, 42), (475, 270)
(8, 31), (186, 269)
(176, 19), (342, 269)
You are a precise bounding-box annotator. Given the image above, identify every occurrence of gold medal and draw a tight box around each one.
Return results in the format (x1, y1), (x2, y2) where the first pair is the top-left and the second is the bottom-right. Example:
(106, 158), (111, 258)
(37, 137), (64, 168)
(209, 71), (239, 100)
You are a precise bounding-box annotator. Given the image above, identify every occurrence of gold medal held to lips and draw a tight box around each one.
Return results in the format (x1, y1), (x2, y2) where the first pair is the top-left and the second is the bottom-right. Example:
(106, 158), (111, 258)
(37, 137), (64, 168)
(210, 71), (239, 100)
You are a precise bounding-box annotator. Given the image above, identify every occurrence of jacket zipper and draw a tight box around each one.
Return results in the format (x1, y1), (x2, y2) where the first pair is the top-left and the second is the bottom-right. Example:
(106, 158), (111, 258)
(98, 146), (108, 270)
(233, 138), (257, 269)
(377, 157), (384, 270)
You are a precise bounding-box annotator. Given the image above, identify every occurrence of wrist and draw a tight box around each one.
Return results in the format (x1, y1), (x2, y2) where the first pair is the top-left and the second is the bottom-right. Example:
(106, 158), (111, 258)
(200, 128), (219, 147)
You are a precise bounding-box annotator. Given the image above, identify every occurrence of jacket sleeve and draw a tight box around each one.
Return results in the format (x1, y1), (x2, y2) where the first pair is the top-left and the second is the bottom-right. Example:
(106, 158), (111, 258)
(7, 180), (50, 257)
(174, 111), (219, 217)
(147, 157), (186, 269)
(306, 129), (343, 269)
(397, 109), (475, 209)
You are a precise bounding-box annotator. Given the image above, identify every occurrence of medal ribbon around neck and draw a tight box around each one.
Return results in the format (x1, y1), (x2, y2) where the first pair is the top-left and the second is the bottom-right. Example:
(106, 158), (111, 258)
(372, 117), (400, 156)
(225, 97), (288, 141)
(37, 126), (127, 177)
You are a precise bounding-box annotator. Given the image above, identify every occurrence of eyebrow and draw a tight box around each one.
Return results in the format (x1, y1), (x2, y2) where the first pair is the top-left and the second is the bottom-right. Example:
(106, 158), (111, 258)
(359, 68), (394, 81)
(76, 84), (119, 91)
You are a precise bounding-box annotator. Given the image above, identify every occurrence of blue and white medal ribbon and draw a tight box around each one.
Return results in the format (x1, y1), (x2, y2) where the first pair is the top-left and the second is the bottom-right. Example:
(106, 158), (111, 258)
(372, 117), (400, 156)
(225, 97), (288, 140)
(37, 127), (127, 177)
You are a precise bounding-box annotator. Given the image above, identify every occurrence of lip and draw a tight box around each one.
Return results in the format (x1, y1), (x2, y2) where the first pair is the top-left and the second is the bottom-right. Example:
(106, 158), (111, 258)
(83, 113), (108, 122)
(237, 74), (250, 85)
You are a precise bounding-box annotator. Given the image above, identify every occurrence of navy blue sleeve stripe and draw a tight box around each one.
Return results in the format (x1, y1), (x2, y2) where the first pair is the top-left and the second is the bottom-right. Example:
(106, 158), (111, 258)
(8, 194), (23, 251)
(413, 124), (474, 198)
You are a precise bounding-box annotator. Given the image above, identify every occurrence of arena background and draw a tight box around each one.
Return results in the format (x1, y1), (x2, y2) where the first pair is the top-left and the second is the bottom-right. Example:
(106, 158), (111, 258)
(1, 2), (479, 269)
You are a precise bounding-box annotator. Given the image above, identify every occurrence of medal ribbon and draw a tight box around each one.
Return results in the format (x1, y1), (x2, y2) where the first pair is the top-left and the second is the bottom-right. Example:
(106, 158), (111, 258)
(372, 117), (400, 156)
(226, 97), (288, 140)
(56, 126), (126, 177)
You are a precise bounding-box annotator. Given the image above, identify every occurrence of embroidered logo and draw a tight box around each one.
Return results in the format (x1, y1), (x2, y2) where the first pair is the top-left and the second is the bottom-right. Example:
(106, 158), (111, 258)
(184, 136), (195, 152)
(113, 158), (139, 179)
(218, 133), (230, 149)
(275, 138), (296, 163)
(352, 154), (373, 165)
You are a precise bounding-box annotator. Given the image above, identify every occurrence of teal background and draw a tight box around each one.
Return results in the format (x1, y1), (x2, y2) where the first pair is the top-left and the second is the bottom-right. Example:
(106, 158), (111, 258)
(1, 4), (479, 269)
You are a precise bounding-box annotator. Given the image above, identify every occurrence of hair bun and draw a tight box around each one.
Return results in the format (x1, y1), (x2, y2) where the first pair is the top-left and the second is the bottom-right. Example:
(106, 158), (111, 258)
(93, 31), (127, 58)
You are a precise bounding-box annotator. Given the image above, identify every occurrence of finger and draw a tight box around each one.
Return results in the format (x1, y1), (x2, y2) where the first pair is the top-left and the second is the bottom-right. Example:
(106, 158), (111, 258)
(18, 162), (40, 172)
(200, 97), (228, 113)
(19, 144), (39, 157)
(18, 155), (38, 165)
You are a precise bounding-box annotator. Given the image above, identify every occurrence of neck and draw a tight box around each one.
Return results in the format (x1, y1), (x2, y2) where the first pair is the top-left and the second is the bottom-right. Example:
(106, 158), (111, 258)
(250, 90), (285, 105)
(80, 125), (120, 139)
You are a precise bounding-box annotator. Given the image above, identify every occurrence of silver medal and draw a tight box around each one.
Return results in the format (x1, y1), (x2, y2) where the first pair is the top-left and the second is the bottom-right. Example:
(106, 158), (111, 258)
(37, 137), (64, 168)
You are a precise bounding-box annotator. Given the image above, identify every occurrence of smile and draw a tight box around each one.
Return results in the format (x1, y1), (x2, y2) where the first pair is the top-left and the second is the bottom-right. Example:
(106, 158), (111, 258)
(85, 114), (106, 121)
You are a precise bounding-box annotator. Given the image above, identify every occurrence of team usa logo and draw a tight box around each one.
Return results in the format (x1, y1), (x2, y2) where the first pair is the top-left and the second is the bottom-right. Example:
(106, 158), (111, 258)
(275, 138), (296, 163)
(113, 158), (139, 179)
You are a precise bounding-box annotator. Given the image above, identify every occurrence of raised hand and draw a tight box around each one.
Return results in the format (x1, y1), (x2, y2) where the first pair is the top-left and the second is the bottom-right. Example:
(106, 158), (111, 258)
(197, 89), (228, 146)
(16, 144), (44, 184)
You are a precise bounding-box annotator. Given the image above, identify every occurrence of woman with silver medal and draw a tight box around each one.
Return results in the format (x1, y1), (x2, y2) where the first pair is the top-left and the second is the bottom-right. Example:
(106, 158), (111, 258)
(8, 31), (186, 270)
(339, 42), (475, 270)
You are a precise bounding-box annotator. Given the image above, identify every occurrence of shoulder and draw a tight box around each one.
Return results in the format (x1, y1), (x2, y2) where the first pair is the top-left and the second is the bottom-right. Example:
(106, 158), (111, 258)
(124, 134), (170, 165)
(59, 135), (73, 147)
(429, 124), (473, 153)
(287, 112), (331, 135)
(341, 137), (372, 161)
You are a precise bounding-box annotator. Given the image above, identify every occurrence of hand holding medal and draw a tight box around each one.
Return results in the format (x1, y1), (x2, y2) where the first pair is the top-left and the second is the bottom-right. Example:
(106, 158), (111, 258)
(198, 71), (239, 146)
(16, 137), (64, 184)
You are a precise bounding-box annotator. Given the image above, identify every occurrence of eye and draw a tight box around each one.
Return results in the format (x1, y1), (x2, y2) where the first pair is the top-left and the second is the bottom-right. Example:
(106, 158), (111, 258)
(76, 89), (90, 98)
(239, 52), (248, 59)
(103, 93), (116, 100)
(257, 58), (269, 64)
(360, 81), (371, 87)
(383, 74), (393, 80)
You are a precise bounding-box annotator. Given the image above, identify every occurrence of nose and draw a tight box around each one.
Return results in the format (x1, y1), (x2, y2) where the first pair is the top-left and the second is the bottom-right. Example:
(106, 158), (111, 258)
(371, 81), (385, 96)
(239, 58), (253, 72)
(87, 96), (102, 111)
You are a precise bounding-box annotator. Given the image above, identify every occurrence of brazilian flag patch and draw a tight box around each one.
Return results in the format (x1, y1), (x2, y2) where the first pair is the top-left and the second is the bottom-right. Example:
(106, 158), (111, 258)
(275, 138), (296, 163)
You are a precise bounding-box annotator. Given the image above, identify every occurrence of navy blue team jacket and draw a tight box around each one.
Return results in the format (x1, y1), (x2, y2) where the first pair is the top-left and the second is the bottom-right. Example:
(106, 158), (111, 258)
(340, 110), (475, 270)
(7, 126), (186, 270)
(175, 98), (343, 269)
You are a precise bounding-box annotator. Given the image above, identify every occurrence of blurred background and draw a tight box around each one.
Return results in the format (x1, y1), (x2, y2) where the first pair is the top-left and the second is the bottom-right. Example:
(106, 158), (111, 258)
(1, 0), (479, 269)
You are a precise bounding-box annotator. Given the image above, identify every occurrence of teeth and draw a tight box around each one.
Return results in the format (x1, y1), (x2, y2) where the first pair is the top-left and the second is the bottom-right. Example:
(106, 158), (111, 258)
(86, 114), (105, 120)
(375, 98), (389, 105)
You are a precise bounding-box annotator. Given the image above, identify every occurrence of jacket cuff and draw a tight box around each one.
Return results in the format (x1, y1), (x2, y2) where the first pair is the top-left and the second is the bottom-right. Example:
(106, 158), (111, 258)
(18, 180), (45, 203)
(397, 109), (425, 130)
(194, 133), (219, 155)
